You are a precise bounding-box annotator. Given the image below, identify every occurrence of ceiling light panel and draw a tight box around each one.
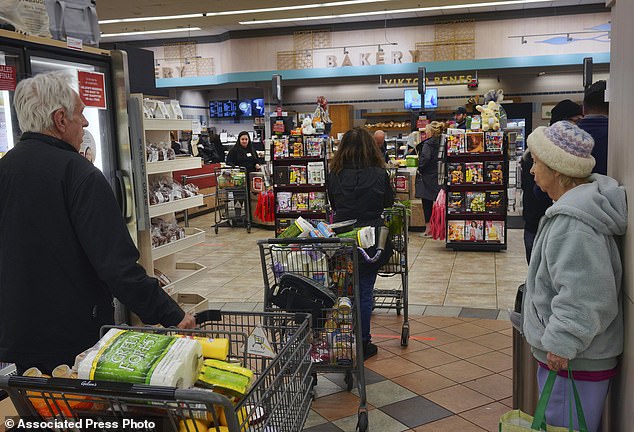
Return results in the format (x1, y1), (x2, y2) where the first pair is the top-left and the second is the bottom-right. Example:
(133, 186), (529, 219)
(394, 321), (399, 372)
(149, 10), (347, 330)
(101, 27), (202, 37)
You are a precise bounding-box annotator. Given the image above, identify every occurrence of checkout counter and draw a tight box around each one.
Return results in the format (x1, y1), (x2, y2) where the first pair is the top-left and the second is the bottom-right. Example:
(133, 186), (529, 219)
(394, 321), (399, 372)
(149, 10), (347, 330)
(392, 166), (425, 230)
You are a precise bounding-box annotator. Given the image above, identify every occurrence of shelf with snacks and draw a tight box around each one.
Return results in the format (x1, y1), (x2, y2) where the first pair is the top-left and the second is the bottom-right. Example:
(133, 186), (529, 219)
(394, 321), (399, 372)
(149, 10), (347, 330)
(271, 134), (329, 236)
(444, 128), (508, 251)
(362, 111), (412, 133)
(151, 227), (206, 260)
(146, 157), (202, 175)
(130, 93), (207, 306)
(148, 194), (205, 218)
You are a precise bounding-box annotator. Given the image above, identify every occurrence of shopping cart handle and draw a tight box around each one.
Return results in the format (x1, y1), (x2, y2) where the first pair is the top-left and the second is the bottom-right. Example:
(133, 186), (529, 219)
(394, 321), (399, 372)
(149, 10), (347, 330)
(4, 376), (177, 399)
(195, 309), (222, 325)
(257, 237), (355, 246)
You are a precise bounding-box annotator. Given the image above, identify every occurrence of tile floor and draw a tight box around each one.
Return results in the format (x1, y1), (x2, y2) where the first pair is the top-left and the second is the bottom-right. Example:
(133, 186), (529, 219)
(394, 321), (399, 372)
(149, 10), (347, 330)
(170, 213), (528, 431)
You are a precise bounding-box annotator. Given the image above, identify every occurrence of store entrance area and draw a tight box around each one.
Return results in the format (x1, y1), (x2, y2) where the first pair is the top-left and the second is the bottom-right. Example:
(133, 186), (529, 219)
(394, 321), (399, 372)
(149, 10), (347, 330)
(170, 213), (527, 431)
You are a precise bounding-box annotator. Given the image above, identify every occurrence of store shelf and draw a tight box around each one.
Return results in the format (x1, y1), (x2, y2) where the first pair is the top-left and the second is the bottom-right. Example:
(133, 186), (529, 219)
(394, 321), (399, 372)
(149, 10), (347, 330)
(446, 242), (507, 251)
(274, 184), (327, 190)
(365, 126), (411, 131)
(363, 111), (410, 117)
(149, 194), (204, 218)
(152, 227), (206, 260)
(171, 292), (208, 315)
(146, 157), (202, 174)
(272, 156), (325, 163)
(277, 211), (327, 218)
(144, 118), (193, 131)
(162, 262), (207, 296)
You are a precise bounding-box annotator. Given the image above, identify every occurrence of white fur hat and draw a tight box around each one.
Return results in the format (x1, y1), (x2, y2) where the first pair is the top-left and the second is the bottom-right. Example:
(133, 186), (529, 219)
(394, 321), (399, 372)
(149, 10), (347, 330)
(527, 120), (595, 178)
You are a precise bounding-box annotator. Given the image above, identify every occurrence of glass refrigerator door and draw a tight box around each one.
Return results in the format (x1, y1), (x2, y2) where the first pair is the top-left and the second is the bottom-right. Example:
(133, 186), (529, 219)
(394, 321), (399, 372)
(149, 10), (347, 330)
(0, 50), (22, 159)
(29, 56), (116, 177)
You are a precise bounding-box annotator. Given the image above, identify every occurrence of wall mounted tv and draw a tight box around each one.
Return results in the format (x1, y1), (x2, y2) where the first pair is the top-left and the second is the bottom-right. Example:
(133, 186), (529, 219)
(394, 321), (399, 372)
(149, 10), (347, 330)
(209, 100), (237, 118)
(404, 88), (438, 110)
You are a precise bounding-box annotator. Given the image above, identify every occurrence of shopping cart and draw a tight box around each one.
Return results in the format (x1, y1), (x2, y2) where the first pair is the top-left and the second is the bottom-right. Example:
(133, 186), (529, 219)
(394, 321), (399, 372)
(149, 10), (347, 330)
(375, 203), (410, 346)
(0, 310), (313, 432)
(214, 166), (251, 234)
(257, 237), (369, 432)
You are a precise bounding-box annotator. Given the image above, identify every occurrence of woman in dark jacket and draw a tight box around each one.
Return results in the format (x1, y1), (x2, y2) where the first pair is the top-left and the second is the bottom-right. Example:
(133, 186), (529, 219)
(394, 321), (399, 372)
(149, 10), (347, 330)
(328, 127), (395, 359)
(226, 131), (263, 173)
(415, 121), (444, 236)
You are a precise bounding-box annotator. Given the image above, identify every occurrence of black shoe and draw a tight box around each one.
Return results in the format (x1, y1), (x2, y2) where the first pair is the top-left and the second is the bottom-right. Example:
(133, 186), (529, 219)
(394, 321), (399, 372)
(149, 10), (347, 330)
(363, 342), (378, 360)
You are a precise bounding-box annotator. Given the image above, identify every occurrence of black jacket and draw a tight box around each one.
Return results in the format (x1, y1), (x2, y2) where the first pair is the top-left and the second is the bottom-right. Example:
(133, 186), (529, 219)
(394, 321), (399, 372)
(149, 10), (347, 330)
(577, 115), (608, 175)
(0, 133), (184, 369)
(520, 152), (552, 233)
(226, 143), (263, 173)
(415, 135), (442, 201)
(328, 166), (394, 227)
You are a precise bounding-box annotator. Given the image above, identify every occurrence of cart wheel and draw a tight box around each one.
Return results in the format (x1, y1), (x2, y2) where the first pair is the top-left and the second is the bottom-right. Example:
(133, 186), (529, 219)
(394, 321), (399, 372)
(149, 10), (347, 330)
(357, 411), (369, 432)
(311, 372), (318, 388)
(344, 370), (354, 391)
(396, 299), (402, 316)
(401, 324), (410, 347)
(214, 225), (219, 234)
(247, 224), (251, 234)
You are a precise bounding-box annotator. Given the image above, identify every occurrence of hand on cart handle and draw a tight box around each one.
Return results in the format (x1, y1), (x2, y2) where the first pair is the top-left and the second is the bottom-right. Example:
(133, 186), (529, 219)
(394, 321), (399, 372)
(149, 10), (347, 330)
(177, 313), (196, 329)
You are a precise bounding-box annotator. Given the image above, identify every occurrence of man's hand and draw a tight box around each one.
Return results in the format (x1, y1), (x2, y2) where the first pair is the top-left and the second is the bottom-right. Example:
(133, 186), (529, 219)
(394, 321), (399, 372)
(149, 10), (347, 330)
(176, 313), (196, 329)
(547, 352), (569, 372)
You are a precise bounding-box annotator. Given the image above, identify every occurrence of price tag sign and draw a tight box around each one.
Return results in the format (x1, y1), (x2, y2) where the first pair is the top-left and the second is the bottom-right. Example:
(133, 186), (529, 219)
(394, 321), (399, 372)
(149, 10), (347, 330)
(0, 65), (16, 91)
(77, 71), (106, 109)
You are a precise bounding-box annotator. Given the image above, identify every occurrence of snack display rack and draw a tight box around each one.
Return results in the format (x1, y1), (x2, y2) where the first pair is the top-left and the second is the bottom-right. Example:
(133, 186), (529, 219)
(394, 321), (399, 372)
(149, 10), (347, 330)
(258, 237), (369, 432)
(0, 310), (313, 432)
(271, 134), (329, 237)
(444, 129), (508, 251)
(129, 94), (208, 310)
(213, 166), (251, 234)
(374, 204), (410, 346)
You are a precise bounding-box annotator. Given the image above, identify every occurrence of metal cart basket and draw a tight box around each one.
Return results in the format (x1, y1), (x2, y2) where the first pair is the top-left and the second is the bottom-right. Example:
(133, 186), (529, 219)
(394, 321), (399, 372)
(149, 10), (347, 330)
(375, 203), (410, 346)
(257, 237), (369, 432)
(214, 166), (251, 234)
(0, 310), (312, 432)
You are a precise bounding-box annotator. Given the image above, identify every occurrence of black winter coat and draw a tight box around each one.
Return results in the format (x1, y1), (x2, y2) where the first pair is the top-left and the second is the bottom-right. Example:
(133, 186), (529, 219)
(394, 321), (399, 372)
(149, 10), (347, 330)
(0, 133), (184, 370)
(415, 135), (442, 201)
(328, 166), (394, 227)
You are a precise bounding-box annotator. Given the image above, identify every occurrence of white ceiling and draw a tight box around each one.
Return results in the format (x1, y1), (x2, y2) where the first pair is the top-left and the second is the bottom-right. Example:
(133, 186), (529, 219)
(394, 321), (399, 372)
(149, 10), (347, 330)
(97, 0), (607, 42)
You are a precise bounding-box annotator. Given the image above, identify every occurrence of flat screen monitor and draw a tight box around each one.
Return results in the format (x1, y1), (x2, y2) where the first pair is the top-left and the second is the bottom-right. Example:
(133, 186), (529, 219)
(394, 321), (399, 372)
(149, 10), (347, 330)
(251, 98), (265, 117)
(209, 101), (219, 118)
(237, 99), (252, 117)
(217, 100), (237, 118)
(404, 88), (438, 110)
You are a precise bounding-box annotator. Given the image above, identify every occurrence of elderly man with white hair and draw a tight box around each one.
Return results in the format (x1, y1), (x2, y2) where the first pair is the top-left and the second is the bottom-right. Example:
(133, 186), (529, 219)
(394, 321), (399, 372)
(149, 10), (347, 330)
(373, 129), (388, 162)
(0, 72), (195, 375)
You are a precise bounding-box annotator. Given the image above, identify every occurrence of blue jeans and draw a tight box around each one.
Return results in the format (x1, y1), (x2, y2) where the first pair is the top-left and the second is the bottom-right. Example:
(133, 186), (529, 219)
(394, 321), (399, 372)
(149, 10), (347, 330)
(537, 366), (609, 432)
(359, 271), (378, 343)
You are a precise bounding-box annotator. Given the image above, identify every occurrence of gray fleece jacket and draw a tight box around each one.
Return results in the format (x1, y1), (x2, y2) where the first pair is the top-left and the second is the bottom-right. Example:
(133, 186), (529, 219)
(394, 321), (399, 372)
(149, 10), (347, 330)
(522, 174), (627, 371)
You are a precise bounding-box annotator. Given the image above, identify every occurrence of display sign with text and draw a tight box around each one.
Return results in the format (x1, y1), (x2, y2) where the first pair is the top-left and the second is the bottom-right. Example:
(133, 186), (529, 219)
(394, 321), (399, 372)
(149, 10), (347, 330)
(78, 71), (106, 109)
(0, 65), (16, 91)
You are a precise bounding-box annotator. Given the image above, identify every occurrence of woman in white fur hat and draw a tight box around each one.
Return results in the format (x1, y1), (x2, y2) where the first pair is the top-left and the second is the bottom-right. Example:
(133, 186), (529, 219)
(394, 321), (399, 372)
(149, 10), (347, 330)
(521, 120), (627, 432)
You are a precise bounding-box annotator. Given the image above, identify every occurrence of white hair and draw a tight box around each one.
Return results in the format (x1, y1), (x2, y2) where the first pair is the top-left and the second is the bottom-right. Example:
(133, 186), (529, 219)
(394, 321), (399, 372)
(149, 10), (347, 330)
(13, 72), (77, 133)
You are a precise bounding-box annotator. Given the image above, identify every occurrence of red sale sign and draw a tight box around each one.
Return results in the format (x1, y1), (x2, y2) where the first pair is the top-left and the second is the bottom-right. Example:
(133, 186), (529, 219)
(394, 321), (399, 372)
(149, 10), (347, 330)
(77, 71), (106, 109)
(0, 65), (16, 91)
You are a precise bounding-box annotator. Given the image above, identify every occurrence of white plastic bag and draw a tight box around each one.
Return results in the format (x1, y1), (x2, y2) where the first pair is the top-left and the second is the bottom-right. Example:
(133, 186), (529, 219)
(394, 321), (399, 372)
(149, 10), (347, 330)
(0, 0), (51, 37)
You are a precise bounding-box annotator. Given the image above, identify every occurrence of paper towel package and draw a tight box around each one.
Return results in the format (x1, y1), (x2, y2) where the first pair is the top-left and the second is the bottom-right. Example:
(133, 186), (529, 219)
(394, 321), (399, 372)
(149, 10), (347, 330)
(76, 329), (203, 388)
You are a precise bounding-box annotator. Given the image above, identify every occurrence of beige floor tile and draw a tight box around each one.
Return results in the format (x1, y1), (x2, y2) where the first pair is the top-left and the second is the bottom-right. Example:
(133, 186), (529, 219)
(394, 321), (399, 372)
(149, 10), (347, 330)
(435, 340), (493, 359)
(392, 369), (457, 395)
(424, 384), (494, 413)
(460, 402), (510, 431)
(444, 293), (497, 309)
(413, 415), (487, 431)
(467, 351), (513, 373)
(463, 373), (513, 400)
(431, 360), (493, 383)
(442, 322), (494, 338)
(447, 281), (497, 294)
(469, 332), (513, 350)
(401, 347), (460, 368)
(473, 319), (512, 332)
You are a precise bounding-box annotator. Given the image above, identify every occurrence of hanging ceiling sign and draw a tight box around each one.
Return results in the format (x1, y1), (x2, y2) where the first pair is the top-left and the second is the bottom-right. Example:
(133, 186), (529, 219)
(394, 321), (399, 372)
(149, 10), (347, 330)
(0, 65), (17, 91)
(378, 73), (476, 88)
(78, 71), (106, 109)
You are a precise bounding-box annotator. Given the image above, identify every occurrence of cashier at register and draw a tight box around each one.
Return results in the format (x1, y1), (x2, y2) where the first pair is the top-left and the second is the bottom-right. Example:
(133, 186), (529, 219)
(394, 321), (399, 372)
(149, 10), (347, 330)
(0, 72), (195, 375)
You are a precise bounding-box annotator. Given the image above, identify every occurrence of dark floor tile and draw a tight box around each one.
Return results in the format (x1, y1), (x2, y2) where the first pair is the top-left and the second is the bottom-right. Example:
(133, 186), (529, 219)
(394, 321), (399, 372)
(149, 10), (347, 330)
(459, 308), (500, 319)
(380, 396), (453, 428)
(303, 423), (344, 432)
(323, 368), (386, 388)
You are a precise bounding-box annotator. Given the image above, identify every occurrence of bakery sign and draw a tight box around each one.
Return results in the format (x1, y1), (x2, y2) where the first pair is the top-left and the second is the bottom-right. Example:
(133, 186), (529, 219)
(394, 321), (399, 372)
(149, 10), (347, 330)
(379, 74), (476, 88)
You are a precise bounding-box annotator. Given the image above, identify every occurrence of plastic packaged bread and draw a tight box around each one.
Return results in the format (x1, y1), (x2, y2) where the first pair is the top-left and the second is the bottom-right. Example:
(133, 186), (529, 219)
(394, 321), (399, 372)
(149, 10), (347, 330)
(75, 329), (203, 388)
(197, 359), (254, 398)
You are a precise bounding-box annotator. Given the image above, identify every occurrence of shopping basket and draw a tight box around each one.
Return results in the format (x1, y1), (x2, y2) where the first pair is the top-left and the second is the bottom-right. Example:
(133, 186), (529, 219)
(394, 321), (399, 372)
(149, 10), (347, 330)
(0, 310), (312, 432)
(258, 237), (369, 432)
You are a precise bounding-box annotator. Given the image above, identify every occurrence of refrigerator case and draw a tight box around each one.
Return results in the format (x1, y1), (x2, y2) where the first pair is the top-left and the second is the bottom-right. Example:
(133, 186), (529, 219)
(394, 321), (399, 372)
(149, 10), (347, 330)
(0, 30), (135, 323)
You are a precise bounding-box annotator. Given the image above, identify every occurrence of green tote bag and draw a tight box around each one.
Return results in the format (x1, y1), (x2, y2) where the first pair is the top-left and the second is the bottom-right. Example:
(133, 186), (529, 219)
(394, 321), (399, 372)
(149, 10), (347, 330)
(499, 368), (588, 432)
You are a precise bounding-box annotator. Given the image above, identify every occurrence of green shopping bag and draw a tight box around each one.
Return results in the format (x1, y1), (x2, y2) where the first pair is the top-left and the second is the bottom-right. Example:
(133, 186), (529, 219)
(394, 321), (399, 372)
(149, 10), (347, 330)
(499, 368), (588, 432)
